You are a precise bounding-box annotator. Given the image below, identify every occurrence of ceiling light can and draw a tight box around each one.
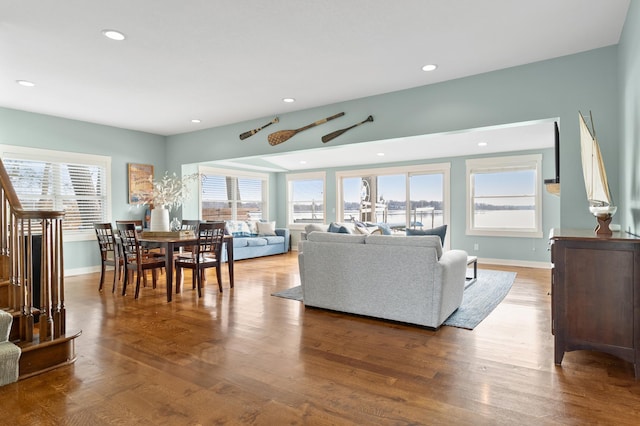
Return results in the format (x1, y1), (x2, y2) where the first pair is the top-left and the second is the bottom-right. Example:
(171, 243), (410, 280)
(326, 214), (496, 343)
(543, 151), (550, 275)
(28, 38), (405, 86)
(422, 64), (438, 72)
(16, 80), (35, 87)
(102, 29), (126, 41)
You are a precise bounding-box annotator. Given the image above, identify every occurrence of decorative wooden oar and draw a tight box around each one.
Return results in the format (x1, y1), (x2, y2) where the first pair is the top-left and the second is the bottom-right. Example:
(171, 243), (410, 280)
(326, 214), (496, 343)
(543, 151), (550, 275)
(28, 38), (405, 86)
(322, 115), (374, 143)
(239, 117), (279, 140)
(268, 112), (344, 146)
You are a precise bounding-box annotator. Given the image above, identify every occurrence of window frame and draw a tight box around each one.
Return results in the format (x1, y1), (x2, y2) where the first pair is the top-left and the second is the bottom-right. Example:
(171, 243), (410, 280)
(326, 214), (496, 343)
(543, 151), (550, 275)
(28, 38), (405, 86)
(0, 144), (112, 242)
(198, 166), (269, 221)
(285, 171), (326, 227)
(336, 163), (450, 246)
(466, 154), (543, 238)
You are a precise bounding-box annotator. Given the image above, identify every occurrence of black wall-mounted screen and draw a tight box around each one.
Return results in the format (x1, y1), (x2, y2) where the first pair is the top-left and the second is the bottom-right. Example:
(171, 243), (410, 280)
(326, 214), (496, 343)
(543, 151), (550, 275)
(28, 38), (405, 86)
(544, 121), (560, 185)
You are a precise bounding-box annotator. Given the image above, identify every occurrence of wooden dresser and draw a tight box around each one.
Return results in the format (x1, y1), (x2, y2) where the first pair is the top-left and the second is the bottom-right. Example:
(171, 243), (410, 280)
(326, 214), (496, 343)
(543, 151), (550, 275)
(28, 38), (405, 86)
(550, 228), (640, 378)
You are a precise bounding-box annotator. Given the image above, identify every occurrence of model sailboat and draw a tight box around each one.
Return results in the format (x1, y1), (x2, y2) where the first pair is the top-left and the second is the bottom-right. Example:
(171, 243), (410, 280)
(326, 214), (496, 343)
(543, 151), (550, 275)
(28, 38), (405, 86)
(579, 111), (616, 235)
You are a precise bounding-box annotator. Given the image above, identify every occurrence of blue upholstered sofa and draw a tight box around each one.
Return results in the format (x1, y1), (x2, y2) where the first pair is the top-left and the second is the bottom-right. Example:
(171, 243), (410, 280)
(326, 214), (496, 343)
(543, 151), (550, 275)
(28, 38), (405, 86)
(222, 220), (290, 261)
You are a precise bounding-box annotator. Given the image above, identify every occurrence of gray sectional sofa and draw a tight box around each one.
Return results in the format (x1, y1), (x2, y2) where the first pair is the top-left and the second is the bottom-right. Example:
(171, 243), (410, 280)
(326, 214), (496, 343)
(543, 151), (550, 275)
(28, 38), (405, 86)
(298, 231), (468, 329)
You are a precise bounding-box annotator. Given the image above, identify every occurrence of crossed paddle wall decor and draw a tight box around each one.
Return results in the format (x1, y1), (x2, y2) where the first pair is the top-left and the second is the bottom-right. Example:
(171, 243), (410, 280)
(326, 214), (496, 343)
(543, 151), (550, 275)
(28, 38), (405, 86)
(238, 113), (374, 145)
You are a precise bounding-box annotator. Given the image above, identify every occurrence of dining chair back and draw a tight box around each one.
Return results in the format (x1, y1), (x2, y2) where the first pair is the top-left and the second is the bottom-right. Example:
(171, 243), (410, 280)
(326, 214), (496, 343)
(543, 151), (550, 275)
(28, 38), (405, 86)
(116, 222), (166, 299)
(180, 219), (200, 232)
(93, 223), (122, 293)
(175, 221), (226, 297)
(116, 220), (143, 233)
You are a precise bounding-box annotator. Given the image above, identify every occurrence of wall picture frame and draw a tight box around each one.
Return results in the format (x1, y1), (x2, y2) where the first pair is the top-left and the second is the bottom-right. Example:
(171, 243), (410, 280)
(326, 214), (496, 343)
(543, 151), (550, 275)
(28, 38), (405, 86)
(128, 163), (154, 204)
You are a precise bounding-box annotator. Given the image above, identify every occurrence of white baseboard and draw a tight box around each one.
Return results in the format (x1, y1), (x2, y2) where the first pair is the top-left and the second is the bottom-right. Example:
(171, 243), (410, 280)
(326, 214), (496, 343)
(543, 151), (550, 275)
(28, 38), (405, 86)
(65, 266), (100, 277)
(478, 257), (552, 269)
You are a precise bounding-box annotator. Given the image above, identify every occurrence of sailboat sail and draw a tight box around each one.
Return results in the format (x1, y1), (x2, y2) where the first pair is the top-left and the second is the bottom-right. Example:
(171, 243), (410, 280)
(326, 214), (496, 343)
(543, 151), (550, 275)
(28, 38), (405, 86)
(579, 112), (612, 207)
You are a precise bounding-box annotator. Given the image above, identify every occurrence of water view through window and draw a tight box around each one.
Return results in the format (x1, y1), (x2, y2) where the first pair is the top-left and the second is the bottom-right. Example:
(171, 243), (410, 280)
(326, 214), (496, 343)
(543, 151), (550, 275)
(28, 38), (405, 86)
(472, 169), (536, 229)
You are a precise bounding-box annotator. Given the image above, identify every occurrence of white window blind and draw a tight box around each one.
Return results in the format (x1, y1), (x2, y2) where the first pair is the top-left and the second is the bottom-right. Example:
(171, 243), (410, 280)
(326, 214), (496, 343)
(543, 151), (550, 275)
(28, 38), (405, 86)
(200, 168), (267, 221)
(1, 145), (110, 240)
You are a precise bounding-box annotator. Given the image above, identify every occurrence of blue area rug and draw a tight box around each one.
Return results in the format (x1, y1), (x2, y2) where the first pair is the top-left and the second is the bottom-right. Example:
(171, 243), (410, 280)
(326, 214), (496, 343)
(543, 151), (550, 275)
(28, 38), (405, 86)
(443, 269), (516, 329)
(271, 269), (516, 330)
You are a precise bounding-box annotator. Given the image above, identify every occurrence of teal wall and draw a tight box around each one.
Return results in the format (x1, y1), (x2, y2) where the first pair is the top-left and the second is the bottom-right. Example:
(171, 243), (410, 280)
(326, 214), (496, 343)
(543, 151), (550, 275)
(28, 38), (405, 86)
(0, 33), (632, 270)
(168, 46), (620, 235)
(0, 107), (165, 271)
(619, 1), (640, 235)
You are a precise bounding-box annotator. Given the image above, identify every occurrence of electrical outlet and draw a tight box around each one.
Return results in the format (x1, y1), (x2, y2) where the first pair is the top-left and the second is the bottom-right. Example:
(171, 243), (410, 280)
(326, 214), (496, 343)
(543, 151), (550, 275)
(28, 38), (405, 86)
(474, 243), (479, 251)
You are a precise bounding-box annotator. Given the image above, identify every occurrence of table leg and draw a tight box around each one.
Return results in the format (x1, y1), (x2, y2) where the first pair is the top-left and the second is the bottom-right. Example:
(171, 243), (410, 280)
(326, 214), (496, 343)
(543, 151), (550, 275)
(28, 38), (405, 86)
(166, 241), (175, 302)
(227, 241), (234, 288)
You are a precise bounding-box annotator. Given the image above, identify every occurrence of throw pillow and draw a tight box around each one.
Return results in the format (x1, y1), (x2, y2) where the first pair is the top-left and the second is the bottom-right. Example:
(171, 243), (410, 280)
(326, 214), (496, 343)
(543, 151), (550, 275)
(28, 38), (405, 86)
(305, 223), (328, 234)
(328, 222), (352, 234)
(376, 222), (393, 235)
(226, 220), (252, 237)
(405, 225), (448, 245)
(354, 223), (371, 235)
(246, 220), (259, 235)
(256, 221), (277, 236)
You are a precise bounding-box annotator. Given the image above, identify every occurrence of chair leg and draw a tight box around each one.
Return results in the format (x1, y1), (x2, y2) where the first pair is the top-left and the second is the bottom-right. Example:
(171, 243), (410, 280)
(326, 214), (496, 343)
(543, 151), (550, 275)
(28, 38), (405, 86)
(122, 269), (129, 296)
(98, 263), (106, 291)
(216, 265), (223, 293)
(195, 267), (202, 298)
(151, 269), (158, 288)
(175, 265), (182, 293)
(135, 270), (142, 299)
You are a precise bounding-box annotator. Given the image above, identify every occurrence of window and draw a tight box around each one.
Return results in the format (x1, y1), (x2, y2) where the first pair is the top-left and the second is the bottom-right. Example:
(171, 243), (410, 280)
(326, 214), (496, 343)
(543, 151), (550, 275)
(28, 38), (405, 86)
(200, 167), (268, 221)
(466, 154), (542, 237)
(336, 163), (450, 236)
(286, 172), (325, 225)
(0, 145), (111, 241)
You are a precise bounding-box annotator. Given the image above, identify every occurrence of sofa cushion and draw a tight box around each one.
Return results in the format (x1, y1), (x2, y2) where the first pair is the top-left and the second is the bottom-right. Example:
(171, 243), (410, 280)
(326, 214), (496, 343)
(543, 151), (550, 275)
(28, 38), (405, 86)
(232, 237), (250, 248)
(365, 234), (443, 259)
(246, 238), (268, 247)
(263, 236), (284, 245)
(307, 232), (366, 244)
(257, 221), (277, 236)
(406, 225), (448, 245)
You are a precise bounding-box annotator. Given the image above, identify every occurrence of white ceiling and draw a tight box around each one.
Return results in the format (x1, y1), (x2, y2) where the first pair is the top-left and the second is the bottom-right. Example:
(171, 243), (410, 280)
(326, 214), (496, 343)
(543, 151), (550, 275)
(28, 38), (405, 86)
(0, 0), (630, 137)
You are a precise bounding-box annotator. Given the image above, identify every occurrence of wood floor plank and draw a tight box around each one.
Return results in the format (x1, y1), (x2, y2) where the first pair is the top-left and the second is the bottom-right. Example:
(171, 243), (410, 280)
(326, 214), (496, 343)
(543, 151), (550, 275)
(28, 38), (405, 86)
(2, 253), (640, 425)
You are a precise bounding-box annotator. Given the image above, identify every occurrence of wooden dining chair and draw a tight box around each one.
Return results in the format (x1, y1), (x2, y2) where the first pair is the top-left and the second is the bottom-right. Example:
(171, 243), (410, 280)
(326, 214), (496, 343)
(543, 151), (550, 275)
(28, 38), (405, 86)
(175, 221), (226, 297)
(93, 223), (123, 293)
(116, 222), (167, 299)
(180, 219), (200, 232)
(115, 220), (143, 233)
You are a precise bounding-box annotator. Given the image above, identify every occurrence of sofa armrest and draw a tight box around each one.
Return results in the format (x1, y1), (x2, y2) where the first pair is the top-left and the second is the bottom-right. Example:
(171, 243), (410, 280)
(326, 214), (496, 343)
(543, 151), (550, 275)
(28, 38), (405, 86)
(436, 249), (469, 323)
(1, 310), (13, 342)
(276, 228), (290, 252)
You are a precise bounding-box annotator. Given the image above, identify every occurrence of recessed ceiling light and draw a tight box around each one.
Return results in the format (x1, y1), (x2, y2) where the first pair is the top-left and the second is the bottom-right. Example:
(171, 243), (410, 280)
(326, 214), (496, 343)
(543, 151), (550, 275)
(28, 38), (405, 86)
(282, 98), (296, 103)
(16, 80), (35, 87)
(102, 29), (126, 41)
(422, 64), (438, 72)
(299, 160), (307, 164)
(191, 119), (201, 123)
(377, 152), (385, 157)
(478, 142), (488, 147)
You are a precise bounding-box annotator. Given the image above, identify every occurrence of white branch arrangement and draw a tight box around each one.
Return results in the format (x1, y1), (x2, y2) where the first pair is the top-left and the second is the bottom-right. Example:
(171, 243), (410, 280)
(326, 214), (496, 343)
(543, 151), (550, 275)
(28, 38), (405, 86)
(135, 172), (199, 210)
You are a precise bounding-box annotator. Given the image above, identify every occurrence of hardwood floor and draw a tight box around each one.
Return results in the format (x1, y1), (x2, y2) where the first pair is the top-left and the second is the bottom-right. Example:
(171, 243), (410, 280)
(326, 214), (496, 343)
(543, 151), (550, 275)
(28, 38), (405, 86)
(2, 252), (640, 425)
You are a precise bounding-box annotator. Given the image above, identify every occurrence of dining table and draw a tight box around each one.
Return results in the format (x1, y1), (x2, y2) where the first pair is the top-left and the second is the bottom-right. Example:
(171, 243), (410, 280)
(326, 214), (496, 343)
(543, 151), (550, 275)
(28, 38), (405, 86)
(138, 233), (234, 302)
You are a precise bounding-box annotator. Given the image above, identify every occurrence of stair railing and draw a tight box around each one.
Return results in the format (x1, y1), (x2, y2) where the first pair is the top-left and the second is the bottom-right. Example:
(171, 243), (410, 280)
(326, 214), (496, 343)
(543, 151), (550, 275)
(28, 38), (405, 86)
(0, 159), (65, 343)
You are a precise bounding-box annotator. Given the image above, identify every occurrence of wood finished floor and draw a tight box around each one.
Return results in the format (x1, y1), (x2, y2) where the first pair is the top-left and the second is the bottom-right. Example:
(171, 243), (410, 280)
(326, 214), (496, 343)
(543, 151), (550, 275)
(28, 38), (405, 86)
(2, 252), (640, 425)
